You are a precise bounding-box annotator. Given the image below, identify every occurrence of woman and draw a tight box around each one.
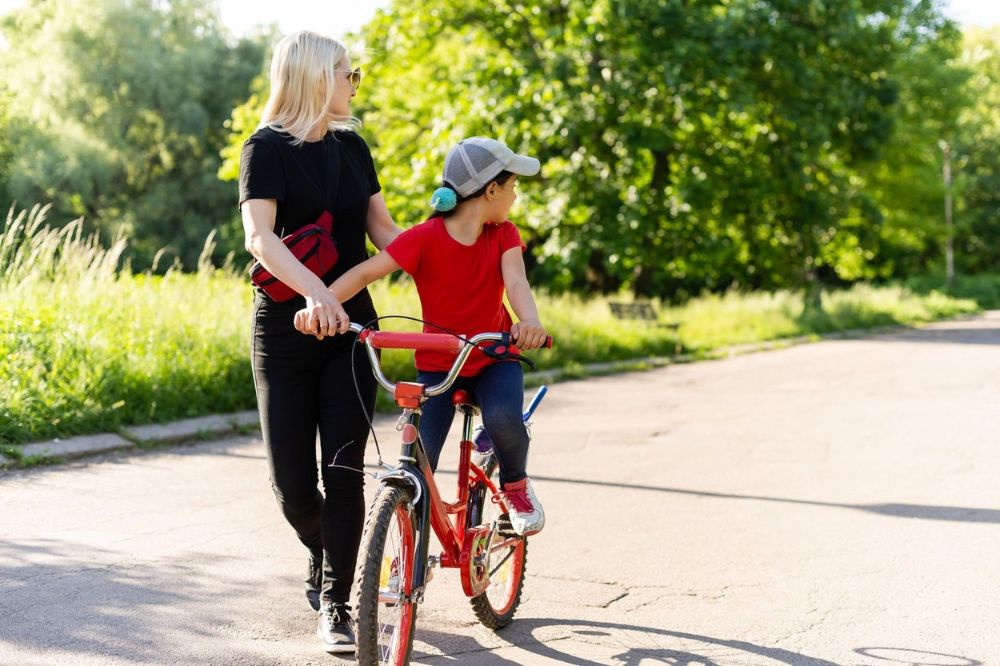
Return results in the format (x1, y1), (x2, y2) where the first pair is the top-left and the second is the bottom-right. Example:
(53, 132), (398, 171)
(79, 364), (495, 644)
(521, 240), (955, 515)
(238, 31), (399, 654)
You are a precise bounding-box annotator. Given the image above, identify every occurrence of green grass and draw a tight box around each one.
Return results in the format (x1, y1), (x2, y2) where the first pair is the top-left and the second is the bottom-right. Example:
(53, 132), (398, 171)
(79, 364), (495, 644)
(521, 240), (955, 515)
(672, 284), (979, 351)
(0, 206), (254, 445)
(904, 274), (1000, 309)
(0, 205), (991, 446)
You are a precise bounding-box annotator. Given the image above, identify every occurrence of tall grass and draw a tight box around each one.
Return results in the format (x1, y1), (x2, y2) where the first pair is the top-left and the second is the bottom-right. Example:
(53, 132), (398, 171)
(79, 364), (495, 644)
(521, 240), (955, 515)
(0, 205), (127, 288)
(673, 285), (979, 350)
(0, 205), (988, 446)
(0, 206), (253, 445)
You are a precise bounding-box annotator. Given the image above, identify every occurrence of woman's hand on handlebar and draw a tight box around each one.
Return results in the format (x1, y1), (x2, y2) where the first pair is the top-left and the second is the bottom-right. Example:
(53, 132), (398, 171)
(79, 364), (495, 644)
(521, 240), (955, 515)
(511, 318), (548, 350)
(294, 288), (350, 339)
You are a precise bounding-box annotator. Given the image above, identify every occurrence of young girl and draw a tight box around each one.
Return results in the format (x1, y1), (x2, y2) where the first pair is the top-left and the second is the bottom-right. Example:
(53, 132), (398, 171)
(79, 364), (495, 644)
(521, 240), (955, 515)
(294, 136), (547, 536)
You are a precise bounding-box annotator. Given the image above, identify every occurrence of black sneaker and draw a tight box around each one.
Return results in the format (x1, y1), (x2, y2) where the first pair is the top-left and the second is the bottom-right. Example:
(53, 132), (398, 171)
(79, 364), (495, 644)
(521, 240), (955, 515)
(305, 548), (322, 612)
(317, 603), (355, 654)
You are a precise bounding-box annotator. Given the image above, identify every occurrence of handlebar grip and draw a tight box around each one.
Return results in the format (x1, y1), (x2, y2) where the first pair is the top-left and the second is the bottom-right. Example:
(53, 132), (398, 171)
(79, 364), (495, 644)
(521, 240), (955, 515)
(508, 334), (553, 349)
(362, 330), (465, 352)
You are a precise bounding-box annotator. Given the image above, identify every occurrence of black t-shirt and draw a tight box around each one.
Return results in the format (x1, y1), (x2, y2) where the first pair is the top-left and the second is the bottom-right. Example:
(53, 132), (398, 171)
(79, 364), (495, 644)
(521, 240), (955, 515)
(239, 126), (381, 318)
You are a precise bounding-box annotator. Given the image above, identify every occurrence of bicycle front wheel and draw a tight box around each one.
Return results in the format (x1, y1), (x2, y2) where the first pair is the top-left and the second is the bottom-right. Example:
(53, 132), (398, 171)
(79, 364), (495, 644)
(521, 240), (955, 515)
(468, 453), (527, 629)
(355, 484), (418, 665)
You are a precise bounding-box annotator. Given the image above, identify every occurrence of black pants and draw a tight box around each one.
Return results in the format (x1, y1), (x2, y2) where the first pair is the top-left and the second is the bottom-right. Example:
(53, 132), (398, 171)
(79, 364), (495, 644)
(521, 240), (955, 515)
(251, 294), (377, 604)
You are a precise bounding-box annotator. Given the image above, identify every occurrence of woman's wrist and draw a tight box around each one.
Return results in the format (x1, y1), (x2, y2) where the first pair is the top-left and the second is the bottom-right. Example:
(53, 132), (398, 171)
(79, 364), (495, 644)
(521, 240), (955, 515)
(299, 274), (329, 299)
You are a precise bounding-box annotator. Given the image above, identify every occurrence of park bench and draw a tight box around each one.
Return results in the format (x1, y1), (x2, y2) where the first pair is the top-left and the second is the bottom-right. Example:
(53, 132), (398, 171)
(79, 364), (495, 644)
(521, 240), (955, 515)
(608, 301), (682, 353)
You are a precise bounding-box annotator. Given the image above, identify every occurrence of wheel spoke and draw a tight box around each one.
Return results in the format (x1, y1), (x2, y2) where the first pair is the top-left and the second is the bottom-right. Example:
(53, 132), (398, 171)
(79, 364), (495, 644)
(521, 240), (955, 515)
(469, 458), (526, 623)
(488, 544), (516, 577)
(489, 536), (520, 552)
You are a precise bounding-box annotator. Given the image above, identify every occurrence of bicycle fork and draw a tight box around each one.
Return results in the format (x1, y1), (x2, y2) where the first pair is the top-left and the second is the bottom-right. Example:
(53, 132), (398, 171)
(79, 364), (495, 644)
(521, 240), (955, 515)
(382, 406), (481, 604)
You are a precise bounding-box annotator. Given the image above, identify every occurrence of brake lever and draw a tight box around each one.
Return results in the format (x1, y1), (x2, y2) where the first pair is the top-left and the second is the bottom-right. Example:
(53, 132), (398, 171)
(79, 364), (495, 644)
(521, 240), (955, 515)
(478, 333), (539, 371)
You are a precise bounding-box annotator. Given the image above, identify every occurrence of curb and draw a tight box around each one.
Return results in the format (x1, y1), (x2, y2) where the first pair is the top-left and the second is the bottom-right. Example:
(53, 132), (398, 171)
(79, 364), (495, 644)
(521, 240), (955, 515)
(120, 412), (261, 445)
(2, 411), (260, 470)
(2, 312), (987, 471)
(19, 432), (133, 460)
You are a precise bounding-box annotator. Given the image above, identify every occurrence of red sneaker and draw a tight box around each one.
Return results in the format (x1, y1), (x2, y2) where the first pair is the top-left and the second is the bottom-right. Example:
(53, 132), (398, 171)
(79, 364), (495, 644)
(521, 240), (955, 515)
(496, 478), (545, 536)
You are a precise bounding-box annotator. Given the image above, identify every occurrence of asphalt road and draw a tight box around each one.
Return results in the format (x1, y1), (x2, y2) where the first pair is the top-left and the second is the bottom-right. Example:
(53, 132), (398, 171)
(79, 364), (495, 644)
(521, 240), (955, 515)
(2, 313), (999, 665)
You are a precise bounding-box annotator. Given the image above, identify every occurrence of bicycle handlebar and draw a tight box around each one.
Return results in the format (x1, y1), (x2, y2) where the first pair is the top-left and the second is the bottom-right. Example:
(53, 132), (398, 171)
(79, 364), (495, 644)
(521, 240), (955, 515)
(357, 330), (465, 353)
(347, 323), (551, 397)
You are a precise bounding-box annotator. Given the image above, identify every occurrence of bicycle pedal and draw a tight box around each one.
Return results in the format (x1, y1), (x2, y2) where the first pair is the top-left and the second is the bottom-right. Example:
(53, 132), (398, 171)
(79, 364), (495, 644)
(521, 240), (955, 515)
(425, 555), (438, 584)
(495, 514), (518, 537)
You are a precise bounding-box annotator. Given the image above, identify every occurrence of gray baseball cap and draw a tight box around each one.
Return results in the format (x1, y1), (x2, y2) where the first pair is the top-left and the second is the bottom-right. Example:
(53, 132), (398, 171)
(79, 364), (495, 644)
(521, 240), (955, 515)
(443, 137), (540, 197)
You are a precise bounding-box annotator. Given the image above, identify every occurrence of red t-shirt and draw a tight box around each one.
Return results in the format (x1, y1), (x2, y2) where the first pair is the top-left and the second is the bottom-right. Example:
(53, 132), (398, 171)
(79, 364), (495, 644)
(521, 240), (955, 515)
(386, 216), (525, 376)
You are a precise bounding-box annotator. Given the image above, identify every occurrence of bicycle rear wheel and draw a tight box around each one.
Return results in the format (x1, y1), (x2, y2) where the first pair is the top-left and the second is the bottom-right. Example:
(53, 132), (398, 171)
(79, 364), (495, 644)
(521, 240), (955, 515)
(468, 453), (527, 629)
(355, 484), (418, 665)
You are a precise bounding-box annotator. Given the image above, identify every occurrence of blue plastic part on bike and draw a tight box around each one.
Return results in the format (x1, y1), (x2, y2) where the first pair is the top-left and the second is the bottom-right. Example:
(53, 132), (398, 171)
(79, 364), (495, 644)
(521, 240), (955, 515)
(522, 385), (547, 421)
(473, 426), (493, 454)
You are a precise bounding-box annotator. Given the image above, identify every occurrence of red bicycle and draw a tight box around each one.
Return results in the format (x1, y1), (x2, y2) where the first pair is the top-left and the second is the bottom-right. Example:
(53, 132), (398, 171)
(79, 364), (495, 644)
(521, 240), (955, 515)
(346, 323), (550, 665)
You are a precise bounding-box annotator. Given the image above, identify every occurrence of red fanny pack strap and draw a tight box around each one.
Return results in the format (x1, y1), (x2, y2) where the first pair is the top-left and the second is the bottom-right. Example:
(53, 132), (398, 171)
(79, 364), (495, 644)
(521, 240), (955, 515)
(316, 210), (333, 233)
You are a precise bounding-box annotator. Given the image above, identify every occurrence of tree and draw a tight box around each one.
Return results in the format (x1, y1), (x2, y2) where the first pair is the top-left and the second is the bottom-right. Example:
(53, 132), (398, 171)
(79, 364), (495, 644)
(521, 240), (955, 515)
(221, 0), (964, 298)
(0, 0), (267, 267)
(349, 0), (926, 299)
(954, 28), (1000, 275)
(858, 1), (970, 280)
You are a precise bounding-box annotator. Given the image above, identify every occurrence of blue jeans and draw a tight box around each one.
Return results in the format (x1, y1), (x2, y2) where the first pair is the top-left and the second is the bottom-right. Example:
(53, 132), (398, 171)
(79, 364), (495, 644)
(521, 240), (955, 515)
(416, 361), (529, 486)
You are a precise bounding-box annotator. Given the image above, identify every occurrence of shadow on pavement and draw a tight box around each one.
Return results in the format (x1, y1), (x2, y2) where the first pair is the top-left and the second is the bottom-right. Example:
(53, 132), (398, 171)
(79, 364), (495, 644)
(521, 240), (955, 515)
(411, 617), (840, 665)
(0, 538), (287, 664)
(410, 626), (522, 665)
(429, 468), (1000, 527)
(543, 475), (1000, 525)
(855, 646), (981, 665)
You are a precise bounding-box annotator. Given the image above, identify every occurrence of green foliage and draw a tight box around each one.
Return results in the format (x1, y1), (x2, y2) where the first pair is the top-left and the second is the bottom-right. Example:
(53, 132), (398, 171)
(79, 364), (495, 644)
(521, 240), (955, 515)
(218, 71), (270, 182)
(0, 206), (255, 444)
(675, 284), (978, 349)
(216, 1), (1000, 300)
(0, 206), (987, 445)
(905, 273), (1000, 309)
(955, 28), (1000, 274)
(346, 0), (927, 297)
(859, 3), (970, 279)
(0, 0), (268, 268)
(1, 0), (996, 446)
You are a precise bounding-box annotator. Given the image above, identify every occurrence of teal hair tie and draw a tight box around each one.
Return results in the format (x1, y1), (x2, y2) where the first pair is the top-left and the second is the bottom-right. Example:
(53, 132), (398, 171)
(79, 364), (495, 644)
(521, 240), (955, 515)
(430, 186), (457, 211)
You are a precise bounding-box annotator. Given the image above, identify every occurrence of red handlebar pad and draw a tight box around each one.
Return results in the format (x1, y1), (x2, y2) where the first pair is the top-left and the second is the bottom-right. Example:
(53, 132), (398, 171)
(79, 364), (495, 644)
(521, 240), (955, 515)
(361, 330), (465, 352)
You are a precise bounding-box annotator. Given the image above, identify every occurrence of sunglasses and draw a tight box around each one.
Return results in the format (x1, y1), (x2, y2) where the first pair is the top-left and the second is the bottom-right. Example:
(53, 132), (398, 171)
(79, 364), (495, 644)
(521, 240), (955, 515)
(335, 66), (362, 90)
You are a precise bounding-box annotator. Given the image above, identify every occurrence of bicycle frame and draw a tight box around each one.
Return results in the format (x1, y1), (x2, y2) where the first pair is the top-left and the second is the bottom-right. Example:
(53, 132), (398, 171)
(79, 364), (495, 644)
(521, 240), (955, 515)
(397, 403), (505, 598)
(349, 324), (520, 601)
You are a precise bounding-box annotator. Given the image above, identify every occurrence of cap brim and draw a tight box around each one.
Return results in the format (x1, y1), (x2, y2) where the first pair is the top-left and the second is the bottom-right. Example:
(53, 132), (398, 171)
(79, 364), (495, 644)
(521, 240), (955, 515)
(506, 154), (540, 177)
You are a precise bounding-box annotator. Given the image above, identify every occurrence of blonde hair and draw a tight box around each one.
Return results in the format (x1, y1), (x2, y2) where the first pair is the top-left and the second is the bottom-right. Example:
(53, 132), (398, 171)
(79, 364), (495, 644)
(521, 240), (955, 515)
(260, 31), (360, 144)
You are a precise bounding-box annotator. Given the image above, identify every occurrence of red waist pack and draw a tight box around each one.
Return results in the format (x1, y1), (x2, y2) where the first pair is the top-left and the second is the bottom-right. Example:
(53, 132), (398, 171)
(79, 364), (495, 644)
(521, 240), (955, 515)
(249, 210), (338, 302)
